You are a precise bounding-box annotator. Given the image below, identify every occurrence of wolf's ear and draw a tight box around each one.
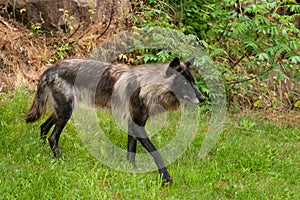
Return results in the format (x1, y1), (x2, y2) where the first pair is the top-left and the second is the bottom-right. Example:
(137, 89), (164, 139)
(167, 57), (181, 77)
(169, 57), (180, 69)
(184, 57), (195, 68)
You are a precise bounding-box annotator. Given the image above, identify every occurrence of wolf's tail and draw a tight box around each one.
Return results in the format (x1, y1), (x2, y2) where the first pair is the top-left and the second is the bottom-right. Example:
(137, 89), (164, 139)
(26, 80), (49, 123)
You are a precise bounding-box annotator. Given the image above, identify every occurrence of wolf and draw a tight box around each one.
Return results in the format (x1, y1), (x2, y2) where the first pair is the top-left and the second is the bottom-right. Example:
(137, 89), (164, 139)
(26, 57), (205, 184)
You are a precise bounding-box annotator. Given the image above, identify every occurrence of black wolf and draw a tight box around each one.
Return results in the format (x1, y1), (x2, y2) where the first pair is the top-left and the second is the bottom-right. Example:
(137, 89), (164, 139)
(26, 57), (205, 184)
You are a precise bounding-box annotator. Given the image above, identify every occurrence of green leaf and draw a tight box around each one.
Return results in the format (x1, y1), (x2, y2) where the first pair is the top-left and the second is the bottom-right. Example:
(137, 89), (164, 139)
(244, 41), (258, 49)
(289, 56), (300, 63)
(276, 71), (288, 81)
(156, 50), (170, 62)
(210, 48), (228, 57)
(294, 100), (300, 108)
(253, 99), (263, 108)
(256, 53), (270, 61)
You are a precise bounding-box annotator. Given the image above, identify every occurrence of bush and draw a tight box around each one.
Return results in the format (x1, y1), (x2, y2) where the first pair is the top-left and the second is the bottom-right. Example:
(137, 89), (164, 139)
(131, 0), (300, 110)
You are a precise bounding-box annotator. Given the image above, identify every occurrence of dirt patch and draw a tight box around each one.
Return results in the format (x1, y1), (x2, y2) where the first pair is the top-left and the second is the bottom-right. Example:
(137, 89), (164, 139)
(1, 16), (47, 90)
(0, 4), (130, 94)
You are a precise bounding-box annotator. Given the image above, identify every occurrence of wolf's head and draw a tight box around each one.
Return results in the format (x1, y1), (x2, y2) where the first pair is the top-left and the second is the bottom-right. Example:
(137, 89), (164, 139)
(167, 57), (205, 105)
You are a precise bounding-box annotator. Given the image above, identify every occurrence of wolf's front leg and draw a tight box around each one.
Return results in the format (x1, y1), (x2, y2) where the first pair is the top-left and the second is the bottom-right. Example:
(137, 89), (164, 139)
(137, 137), (173, 184)
(128, 120), (173, 184)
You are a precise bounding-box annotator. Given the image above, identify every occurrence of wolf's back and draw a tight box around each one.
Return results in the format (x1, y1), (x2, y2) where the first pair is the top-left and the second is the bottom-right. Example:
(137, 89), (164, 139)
(26, 59), (127, 122)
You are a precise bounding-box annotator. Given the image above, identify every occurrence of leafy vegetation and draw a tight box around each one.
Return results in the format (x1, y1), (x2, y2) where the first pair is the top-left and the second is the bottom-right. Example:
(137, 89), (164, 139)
(1, 89), (299, 199)
(131, 0), (300, 110)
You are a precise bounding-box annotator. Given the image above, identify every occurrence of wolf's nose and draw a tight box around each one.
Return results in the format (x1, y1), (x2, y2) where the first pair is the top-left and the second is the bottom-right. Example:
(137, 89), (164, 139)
(199, 96), (205, 103)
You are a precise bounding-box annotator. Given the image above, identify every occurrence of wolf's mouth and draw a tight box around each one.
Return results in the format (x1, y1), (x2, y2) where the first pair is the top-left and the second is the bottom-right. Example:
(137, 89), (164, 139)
(183, 95), (200, 105)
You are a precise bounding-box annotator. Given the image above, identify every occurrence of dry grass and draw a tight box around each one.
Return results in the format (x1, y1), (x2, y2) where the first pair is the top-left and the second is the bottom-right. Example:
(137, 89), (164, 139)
(0, 15), (121, 94)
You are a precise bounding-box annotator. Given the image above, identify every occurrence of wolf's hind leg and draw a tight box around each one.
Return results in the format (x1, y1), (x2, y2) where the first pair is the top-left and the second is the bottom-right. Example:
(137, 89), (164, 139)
(40, 114), (56, 145)
(126, 134), (137, 167)
(48, 90), (74, 158)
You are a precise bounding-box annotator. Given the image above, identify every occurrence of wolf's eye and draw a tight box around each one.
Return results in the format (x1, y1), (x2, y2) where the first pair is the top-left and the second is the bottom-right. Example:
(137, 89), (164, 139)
(184, 82), (188, 85)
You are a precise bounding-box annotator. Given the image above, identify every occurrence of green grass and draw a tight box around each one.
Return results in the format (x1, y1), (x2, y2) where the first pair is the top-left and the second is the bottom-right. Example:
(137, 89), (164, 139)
(0, 89), (299, 199)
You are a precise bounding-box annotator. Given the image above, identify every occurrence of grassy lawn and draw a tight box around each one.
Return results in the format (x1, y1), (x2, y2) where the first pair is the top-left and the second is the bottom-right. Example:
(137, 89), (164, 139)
(0, 89), (299, 199)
